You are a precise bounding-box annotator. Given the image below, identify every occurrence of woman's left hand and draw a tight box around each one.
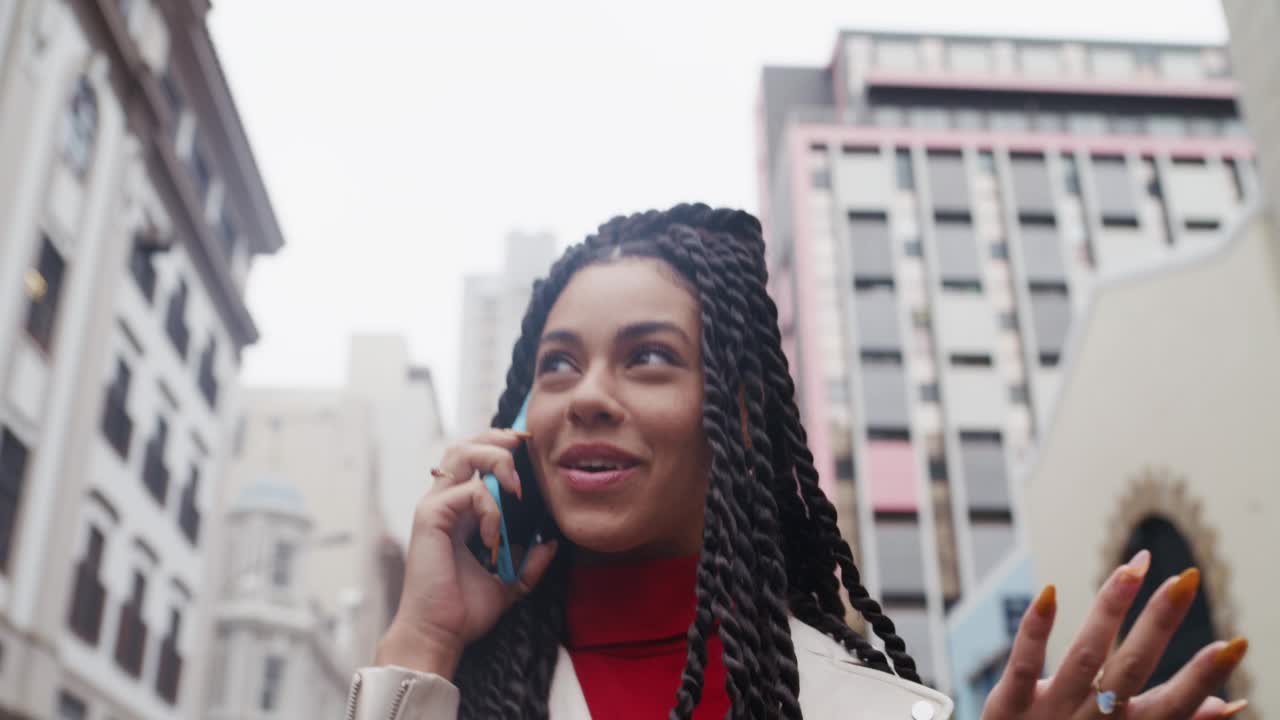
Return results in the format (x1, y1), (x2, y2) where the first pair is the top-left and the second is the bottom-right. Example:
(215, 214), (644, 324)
(982, 550), (1250, 719)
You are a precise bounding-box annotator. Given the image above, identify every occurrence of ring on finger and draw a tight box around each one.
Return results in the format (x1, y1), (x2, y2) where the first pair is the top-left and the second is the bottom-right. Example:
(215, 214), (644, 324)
(430, 467), (456, 483)
(1091, 667), (1130, 716)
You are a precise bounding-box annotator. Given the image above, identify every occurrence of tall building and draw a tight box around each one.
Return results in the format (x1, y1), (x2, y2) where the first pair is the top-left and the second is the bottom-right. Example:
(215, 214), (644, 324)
(0, 2), (283, 719)
(757, 31), (1256, 692)
(217, 335), (445, 685)
(1222, 0), (1280, 214)
(204, 477), (349, 720)
(455, 231), (558, 436)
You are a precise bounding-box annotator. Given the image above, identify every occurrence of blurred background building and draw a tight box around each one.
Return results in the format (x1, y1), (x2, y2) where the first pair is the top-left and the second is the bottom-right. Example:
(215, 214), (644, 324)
(0, 1), (282, 719)
(203, 477), (348, 720)
(217, 334), (447, 694)
(757, 30), (1257, 693)
(455, 231), (558, 436)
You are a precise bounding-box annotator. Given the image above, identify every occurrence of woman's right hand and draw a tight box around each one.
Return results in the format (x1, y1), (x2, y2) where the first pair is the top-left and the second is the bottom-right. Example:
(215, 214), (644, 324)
(374, 429), (560, 681)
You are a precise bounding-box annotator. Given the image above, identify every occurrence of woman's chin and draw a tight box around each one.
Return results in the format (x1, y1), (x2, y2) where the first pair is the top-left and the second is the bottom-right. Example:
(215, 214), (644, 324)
(557, 514), (646, 556)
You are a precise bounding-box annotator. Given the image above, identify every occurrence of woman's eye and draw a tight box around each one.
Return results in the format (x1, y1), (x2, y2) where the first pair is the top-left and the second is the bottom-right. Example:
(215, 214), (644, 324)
(536, 352), (576, 375)
(630, 347), (677, 367)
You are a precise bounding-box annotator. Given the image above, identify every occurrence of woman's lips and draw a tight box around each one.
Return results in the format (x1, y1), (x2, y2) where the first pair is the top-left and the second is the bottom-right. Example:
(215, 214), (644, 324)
(560, 465), (638, 492)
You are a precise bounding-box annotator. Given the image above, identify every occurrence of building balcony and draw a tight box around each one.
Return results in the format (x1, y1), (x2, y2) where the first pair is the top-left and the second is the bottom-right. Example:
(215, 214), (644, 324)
(101, 399), (133, 461)
(67, 563), (106, 646)
(113, 605), (148, 678)
(155, 637), (183, 705)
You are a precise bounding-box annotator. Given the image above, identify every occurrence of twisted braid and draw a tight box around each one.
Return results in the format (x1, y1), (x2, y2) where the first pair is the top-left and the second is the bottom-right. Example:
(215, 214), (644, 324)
(453, 203), (921, 719)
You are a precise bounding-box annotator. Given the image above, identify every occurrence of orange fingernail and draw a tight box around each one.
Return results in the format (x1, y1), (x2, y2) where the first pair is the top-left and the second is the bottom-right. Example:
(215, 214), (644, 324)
(512, 430), (533, 439)
(490, 541), (499, 568)
(1166, 567), (1201, 606)
(1034, 584), (1056, 617)
(1215, 637), (1249, 671)
(1219, 699), (1249, 718)
(1120, 549), (1151, 582)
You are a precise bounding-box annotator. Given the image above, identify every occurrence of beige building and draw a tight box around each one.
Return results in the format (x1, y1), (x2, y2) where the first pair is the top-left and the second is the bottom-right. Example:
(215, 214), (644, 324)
(217, 335), (446, 680)
(1026, 6), (1279, 719)
(0, 1), (282, 718)
(456, 231), (558, 436)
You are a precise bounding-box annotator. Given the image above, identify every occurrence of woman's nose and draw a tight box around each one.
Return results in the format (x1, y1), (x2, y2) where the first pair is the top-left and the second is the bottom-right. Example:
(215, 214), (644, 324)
(567, 371), (623, 428)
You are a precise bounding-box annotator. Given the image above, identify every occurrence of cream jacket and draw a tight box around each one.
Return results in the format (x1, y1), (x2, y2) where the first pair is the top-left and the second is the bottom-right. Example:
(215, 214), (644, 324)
(345, 618), (954, 719)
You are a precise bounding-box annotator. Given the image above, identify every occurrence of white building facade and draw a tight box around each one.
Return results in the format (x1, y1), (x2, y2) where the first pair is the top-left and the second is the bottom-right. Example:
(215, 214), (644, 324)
(0, 2), (283, 719)
(455, 231), (557, 436)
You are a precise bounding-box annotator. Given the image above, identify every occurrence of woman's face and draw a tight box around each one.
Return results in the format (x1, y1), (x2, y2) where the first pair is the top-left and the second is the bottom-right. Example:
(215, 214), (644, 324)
(527, 257), (711, 560)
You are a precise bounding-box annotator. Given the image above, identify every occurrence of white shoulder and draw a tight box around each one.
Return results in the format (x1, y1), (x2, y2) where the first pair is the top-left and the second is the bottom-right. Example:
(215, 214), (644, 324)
(789, 618), (955, 720)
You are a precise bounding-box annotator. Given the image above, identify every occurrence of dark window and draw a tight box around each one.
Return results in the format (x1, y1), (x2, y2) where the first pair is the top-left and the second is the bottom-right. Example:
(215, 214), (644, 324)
(128, 235), (158, 303)
(114, 571), (148, 677)
(198, 338), (219, 410)
(101, 358), (134, 460)
(143, 419), (170, 505)
(1062, 154), (1082, 195)
(920, 383), (941, 403)
(895, 148), (915, 190)
(911, 308), (932, 329)
(68, 526), (107, 646)
(165, 280), (190, 360)
(189, 141), (212, 203)
(835, 453), (855, 483)
(810, 167), (831, 189)
(1010, 384), (1030, 404)
(977, 151), (996, 175)
(178, 467), (201, 546)
(1039, 351), (1061, 366)
(1102, 216), (1141, 228)
(903, 239), (923, 257)
(271, 541), (294, 588)
(24, 236), (67, 354)
(218, 211), (238, 260)
(261, 655), (286, 710)
(998, 311), (1018, 331)
(156, 607), (183, 704)
(849, 212), (894, 281)
(62, 77), (98, 177)
(1184, 219), (1221, 232)
(1003, 595), (1032, 639)
(990, 242), (1009, 260)
(941, 280), (983, 293)
(0, 429), (29, 574)
(56, 690), (87, 720)
(950, 353), (993, 368)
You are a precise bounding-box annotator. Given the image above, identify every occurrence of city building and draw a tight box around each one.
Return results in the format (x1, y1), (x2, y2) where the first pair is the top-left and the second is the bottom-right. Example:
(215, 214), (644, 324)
(203, 477), (349, 720)
(0, 2), (283, 719)
(1016, 6), (1279, 719)
(757, 31), (1256, 692)
(217, 335), (445, 681)
(455, 231), (558, 436)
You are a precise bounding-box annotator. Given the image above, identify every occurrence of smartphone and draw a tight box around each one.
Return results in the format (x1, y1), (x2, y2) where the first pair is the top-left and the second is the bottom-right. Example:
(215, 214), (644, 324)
(467, 394), (555, 583)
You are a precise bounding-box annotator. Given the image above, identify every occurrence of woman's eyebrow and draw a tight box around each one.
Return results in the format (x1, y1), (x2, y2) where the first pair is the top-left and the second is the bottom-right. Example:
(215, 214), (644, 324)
(539, 328), (581, 346)
(615, 321), (692, 345)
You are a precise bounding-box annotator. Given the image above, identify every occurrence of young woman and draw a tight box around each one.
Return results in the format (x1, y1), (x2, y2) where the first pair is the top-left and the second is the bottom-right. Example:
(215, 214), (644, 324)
(346, 205), (1249, 719)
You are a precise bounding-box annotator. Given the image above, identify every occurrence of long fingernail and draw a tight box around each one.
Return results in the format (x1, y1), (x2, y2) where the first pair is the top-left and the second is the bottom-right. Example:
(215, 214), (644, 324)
(1120, 549), (1151, 583)
(515, 471), (524, 502)
(1215, 637), (1249, 671)
(1166, 567), (1201, 607)
(1220, 699), (1249, 718)
(1034, 584), (1056, 617)
(490, 541), (499, 568)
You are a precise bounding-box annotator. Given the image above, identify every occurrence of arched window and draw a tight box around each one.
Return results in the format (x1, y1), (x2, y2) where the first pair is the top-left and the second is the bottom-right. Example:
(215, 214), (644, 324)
(62, 76), (99, 177)
(1118, 516), (1224, 696)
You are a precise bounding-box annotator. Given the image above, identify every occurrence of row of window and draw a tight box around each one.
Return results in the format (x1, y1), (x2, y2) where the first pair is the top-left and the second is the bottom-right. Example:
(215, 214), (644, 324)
(66, 522), (185, 706)
(101, 357), (202, 546)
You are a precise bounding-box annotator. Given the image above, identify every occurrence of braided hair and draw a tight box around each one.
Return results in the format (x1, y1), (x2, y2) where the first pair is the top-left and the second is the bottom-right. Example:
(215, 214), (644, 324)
(454, 204), (920, 719)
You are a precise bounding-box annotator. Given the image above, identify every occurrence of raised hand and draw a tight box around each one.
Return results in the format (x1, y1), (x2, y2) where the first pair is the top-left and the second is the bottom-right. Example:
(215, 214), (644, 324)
(983, 550), (1249, 719)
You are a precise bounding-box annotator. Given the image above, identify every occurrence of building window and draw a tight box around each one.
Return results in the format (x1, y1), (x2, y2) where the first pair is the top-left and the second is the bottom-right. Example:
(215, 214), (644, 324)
(198, 337), (219, 409)
(950, 353), (993, 368)
(941, 279), (983, 293)
(1039, 351), (1061, 367)
(142, 418), (171, 505)
(0, 429), (30, 574)
(894, 148), (915, 190)
(1062, 154), (1082, 195)
(920, 383), (941, 403)
(24, 236), (67, 354)
(218, 210), (239, 260)
(261, 655), (286, 711)
(128, 235), (159, 303)
(810, 167), (831, 189)
(68, 525), (107, 646)
(990, 242), (1009, 260)
(56, 690), (88, 720)
(271, 541), (294, 588)
(156, 607), (183, 704)
(1010, 383), (1030, 404)
(178, 467), (201, 546)
(189, 140), (213, 204)
(114, 571), (148, 678)
(101, 358), (134, 460)
(998, 311), (1018, 331)
(165, 280), (190, 360)
(61, 77), (98, 177)
(835, 453), (855, 483)
(977, 151), (997, 175)
(903, 239), (923, 257)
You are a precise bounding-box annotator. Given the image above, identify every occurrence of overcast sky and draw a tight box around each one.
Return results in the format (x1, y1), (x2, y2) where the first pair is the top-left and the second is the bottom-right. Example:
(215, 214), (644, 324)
(208, 0), (1227, 432)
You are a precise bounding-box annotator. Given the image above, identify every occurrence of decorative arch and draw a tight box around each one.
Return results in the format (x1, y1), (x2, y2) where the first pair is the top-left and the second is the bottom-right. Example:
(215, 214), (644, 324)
(1098, 466), (1252, 709)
